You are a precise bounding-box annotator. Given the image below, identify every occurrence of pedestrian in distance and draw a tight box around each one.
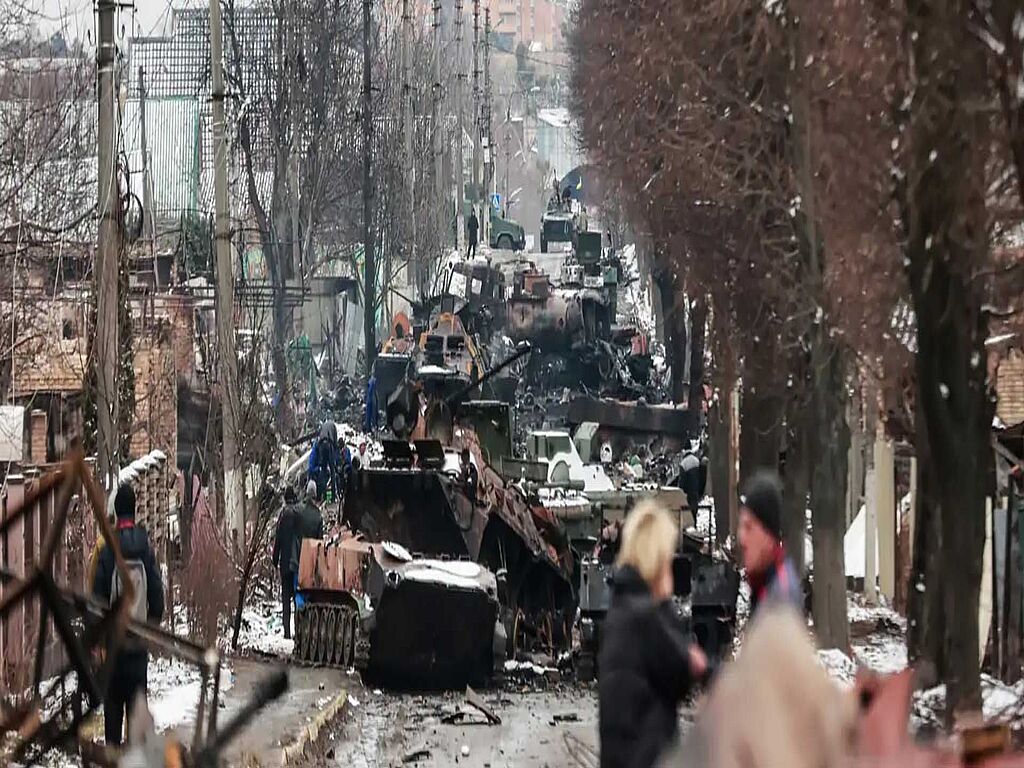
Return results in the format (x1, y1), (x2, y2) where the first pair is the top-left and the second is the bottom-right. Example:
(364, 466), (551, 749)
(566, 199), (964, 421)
(599, 500), (707, 768)
(271, 486), (300, 639)
(459, 447), (479, 501)
(467, 208), (479, 259)
(298, 479), (324, 542)
(91, 484), (165, 748)
(364, 375), (379, 433)
(308, 421), (340, 501)
(738, 469), (802, 617)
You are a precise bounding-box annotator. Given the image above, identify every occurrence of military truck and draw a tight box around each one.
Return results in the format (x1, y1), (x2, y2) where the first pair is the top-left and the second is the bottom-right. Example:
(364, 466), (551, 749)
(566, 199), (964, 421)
(490, 209), (526, 251)
(540, 210), (576, 253)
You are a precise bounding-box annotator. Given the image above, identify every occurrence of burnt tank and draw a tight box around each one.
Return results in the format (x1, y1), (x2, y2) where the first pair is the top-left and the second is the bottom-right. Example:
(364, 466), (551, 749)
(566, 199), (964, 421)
(292, 535), (503, 686)
(343, 437), (577, 657)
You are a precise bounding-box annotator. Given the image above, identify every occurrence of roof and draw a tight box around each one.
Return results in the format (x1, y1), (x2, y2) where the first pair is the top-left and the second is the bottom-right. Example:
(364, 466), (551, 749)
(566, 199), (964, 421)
(7, 298), (89, 397)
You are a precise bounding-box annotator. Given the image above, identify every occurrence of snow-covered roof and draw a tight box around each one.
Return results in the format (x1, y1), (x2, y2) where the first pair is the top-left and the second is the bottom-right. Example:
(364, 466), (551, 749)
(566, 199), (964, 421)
(537, 108), (572, 129)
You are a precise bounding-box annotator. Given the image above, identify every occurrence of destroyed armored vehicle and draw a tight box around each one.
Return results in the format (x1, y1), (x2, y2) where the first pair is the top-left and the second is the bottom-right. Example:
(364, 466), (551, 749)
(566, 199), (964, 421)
(292, 535), (504, 686)
(343, 437), (577, 658)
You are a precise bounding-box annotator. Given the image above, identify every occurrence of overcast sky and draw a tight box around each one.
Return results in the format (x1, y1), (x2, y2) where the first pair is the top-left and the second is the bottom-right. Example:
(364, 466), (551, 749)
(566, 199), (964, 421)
(32, 0), (200, 46)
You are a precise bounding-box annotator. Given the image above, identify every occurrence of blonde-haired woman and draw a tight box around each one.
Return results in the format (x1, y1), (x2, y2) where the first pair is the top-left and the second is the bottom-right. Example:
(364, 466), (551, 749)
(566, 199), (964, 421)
(598, 501), (707, 768)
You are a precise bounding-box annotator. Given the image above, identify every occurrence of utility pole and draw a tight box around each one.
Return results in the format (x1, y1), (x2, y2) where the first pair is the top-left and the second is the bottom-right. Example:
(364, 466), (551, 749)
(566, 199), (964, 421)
(431, 0), (443, 292)
(210, 0), (245, 549)
(454, 0), (465, 253)
(96, 0), (120, 491)
(362, 0), (376, 377)
(483, 7), (492, 240)
(402, 0), (414, 298)
(138, 66), (158, 290)
(289, 8), (301, 283)
(471, 0), (481, 237)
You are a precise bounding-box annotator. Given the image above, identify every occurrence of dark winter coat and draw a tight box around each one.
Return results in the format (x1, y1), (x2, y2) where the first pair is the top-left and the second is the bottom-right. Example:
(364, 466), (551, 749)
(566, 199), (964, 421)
(283, 502), (324, 573)
(272, 503), (300, 574)
(467, 213), (479, 243)
(599, 565), (695, 768)
(92, 521), (165, 670)
(749, 549), (802, 618)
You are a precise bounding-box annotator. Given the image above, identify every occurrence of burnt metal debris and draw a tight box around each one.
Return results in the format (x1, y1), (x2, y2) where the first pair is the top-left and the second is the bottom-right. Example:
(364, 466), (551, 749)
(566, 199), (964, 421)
(296, 228), (738, 689)
(291, 535), (503, 687)
(0, 448), (287, 766)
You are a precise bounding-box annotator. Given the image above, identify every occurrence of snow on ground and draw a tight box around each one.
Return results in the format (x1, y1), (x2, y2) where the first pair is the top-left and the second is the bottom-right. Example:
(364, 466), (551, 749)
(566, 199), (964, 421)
(147, 655), (234, 732)
(817, 594), (908, 685)
(235, 598), (294, 658)
(912, 676), (1024, 731)
(815, 594), (1024, 731)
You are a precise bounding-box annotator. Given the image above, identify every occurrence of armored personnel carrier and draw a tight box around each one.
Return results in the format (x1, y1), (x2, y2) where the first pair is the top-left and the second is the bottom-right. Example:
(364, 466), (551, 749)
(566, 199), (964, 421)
(292, 534), (504, 686)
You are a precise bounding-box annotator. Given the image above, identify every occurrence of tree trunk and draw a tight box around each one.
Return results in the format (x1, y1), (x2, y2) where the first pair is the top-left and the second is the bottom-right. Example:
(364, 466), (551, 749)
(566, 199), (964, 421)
(782, 397), (810, 577)
(740, 337), (784, 476)
(709, 392), (733, 544)
(271, 282), (293, 435)
(655, 268), (688, 404)
(809, 329), (850, 650)
(688, 295), (707, 434)
(903, 0), (992, 719)
(908, 454), (945, 673)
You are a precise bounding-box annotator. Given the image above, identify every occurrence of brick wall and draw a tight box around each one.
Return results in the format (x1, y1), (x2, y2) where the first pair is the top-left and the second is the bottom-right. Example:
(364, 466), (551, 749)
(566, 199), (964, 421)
(130, 321), (177, 462)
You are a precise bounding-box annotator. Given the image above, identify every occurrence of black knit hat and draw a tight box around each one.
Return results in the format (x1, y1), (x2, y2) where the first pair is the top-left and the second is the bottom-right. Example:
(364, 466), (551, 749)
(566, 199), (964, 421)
(114, 483), (136, 520)
(740, 470), (783, 541)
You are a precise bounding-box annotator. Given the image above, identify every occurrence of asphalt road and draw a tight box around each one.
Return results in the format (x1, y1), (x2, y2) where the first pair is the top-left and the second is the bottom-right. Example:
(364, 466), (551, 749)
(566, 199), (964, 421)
(328, 683), (600, 768)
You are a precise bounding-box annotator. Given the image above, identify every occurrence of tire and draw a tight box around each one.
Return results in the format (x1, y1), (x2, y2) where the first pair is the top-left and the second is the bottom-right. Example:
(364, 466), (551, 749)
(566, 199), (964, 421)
(497, 234), (514, 250)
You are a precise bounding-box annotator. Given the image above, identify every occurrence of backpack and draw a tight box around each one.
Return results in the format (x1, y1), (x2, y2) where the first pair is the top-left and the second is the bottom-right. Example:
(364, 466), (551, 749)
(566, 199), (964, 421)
(111, 558), (149, 624)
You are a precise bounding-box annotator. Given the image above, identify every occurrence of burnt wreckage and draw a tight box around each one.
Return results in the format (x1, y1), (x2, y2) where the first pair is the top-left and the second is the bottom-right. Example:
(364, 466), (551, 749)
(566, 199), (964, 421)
(309, 234), (737, 685)
(291, 535), (503, 686)
(347, 323), (577, 660)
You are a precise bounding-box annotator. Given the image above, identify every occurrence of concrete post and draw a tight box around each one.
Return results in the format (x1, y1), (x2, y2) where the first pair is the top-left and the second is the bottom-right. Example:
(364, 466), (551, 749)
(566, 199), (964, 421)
(865, 466), (878, 605)
(4, 474), (27, 689)
(875, 433), (896, 600)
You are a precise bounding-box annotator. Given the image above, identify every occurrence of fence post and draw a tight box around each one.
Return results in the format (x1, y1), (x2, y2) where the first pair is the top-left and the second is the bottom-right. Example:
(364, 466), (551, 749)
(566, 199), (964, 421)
(4, 474), (27, 691)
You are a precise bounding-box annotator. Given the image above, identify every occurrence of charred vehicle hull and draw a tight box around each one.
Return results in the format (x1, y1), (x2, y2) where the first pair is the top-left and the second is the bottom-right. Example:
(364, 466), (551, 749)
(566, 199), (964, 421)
(343, 456), (577, 657)
(293, 538), (502, 687)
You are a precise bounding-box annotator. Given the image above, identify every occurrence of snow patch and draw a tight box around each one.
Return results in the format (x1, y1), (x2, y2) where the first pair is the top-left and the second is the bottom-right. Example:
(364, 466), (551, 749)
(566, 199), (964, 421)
(147, 656), (234, 733)
(235, 599), (296, 658)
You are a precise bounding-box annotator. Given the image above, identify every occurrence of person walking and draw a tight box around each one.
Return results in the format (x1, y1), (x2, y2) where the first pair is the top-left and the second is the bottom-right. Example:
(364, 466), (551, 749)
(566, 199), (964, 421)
(467, 208), (479, 259)
(737, 470), (802, 617)
(92, 484), (165, 748)
(308, 422), (340, 501)
(599, 501), (707, 768)
(364, 375), (379, 433)
(297, 480), (325, 543)
(271, 486), (300, 639)
(459, 447), (479, 501)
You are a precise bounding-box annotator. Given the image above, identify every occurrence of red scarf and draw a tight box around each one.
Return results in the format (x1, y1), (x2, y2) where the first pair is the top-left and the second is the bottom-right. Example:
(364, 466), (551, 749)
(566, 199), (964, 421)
(116, 518), (135, 530)
(749, 541), (787, 604)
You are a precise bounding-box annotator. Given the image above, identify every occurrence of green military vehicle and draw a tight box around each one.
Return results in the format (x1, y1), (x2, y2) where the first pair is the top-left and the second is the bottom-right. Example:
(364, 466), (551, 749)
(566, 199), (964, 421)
(489, 209), (526, 251)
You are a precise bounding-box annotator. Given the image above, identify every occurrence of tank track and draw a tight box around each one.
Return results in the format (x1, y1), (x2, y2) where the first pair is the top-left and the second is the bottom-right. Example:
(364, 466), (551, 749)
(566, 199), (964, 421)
(292, 603), (369, 669)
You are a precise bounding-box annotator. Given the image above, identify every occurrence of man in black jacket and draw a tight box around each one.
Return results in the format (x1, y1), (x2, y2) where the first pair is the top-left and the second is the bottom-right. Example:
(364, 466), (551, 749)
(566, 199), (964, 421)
(467, 209), (479, 259)
(296, 480), (324, 546)
(272, 486), (300, 639)
(599, 501), (706, 768)
(92, 484), (164, 748)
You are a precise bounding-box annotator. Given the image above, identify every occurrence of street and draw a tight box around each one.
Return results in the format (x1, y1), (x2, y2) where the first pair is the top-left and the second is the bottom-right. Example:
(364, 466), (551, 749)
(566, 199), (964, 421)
(328, 683), (602, 768)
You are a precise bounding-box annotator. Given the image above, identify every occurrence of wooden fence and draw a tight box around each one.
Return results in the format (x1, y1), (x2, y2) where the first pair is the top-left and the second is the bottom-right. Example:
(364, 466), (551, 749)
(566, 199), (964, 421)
(0, 451), (174, 697)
